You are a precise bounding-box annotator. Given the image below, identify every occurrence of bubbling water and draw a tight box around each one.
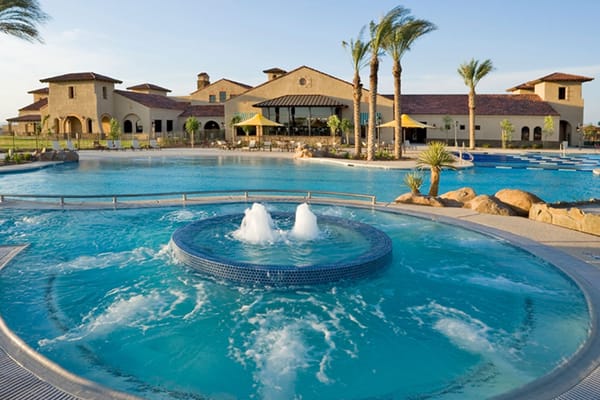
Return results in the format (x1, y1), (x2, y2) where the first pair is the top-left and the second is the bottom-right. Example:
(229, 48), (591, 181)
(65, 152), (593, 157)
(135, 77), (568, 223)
(233, 203), (320, 244)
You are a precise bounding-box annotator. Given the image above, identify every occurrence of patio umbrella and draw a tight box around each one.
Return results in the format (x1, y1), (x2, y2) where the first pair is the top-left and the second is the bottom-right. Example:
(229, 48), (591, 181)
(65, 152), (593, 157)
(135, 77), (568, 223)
(235, 113), (283, 142)
(378, 114), (436, 129)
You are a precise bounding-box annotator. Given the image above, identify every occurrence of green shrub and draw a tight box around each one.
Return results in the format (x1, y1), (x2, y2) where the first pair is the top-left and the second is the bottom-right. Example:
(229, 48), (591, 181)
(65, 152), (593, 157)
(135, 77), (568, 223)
(403, 171), (424, 194)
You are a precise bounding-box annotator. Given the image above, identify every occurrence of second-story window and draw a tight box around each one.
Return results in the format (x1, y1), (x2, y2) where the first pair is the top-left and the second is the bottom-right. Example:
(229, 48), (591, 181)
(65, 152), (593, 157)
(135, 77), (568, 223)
(209, 94), (216, 103)
(219, 91), (227, 102)
(558, 87), (567, 100)
(102, 86), (107, 99)
(68, 86), (75, 99)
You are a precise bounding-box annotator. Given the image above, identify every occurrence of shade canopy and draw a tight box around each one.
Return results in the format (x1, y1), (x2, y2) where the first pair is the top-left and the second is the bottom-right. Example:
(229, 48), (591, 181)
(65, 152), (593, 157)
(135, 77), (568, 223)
(378, 114), (435, 129)
(234, 113), (283, 127)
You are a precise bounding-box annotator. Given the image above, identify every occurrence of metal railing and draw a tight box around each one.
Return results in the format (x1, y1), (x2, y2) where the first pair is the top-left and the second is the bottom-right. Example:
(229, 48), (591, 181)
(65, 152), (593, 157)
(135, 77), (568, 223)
(0, 189), (377, 208)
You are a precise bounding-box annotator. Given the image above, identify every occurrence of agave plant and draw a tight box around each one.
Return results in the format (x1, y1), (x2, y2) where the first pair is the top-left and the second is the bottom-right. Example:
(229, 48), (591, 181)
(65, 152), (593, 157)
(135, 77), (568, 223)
(403, 170), (423, 194)
(416, 141), (456, 196)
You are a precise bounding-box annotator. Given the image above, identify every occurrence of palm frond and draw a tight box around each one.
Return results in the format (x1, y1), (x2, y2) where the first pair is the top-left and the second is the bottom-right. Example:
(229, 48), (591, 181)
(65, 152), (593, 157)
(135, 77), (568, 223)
(0, 0), (49, 42)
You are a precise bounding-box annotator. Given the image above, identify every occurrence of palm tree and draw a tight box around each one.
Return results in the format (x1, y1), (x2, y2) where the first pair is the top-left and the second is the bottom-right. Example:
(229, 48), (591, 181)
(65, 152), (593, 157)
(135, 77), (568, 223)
(384, 17), (436, 159)
(185, 116), (200, 148)
(417, 141), (456, 196)
(342, 28), (369, 157)
(366, 6), (408, 161)
(457, 58), (494, 150)
(0, 0), (49, 42)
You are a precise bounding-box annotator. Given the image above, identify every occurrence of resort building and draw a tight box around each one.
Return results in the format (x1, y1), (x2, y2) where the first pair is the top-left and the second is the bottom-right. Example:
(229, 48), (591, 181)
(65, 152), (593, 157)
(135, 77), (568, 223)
(5, 67), (593, 148)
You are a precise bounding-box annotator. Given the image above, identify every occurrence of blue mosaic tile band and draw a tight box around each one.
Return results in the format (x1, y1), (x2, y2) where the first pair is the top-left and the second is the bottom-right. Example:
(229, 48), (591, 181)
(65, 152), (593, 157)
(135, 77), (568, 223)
(171, 213), (392, 286)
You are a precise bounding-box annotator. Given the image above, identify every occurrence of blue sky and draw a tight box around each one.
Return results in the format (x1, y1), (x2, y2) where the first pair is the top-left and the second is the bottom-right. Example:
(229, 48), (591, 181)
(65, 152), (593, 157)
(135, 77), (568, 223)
(1, 0), (599, 125)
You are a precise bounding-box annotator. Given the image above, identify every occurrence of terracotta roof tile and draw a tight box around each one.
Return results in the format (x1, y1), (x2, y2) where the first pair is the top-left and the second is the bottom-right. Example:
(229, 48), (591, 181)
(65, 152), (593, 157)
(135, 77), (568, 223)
(180, 105), (224, 117)
(7, 114), (41, 122)
(127, 83), (171, 92)
(40, 72), (122, 84)
(27, 87), (49, 94)
(114, 90), (188, 110)
(400, 94), (559, 116)
(254, 94), (347, 108)
(531, 72), (594, 83)
(18, 98), (48, 112)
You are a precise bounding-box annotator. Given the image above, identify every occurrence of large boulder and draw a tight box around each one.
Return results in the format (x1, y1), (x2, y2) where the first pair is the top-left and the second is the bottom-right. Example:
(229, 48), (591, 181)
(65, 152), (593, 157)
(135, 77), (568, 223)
(394, 192), (445, 207)
(464, 195), (517, 216)
(440, 187), (476, 207)
(495, 189), (544, 217)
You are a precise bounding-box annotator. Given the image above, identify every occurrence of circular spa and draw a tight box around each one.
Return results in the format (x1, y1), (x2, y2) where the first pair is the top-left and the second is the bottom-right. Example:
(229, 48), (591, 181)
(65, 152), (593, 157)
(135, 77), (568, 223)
(170, 203), (392, 286)
(0, 202), (591, 400)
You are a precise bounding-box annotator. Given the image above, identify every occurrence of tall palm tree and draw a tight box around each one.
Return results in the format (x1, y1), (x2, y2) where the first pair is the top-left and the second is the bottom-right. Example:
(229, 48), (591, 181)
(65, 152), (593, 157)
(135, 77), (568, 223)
(0, 0), (49, 42)
(457, 58), (494, 150)
(417, 141), (456, 197)
(366, 6), (408, 161)
(342, 28), (369, 157)
(384, 17), (436, 159)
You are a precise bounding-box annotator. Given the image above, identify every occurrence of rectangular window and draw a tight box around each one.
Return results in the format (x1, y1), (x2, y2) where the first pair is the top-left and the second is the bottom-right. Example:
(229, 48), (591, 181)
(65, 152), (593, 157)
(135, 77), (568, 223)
(219, 91), (227, 102)
(475, 125), (480, 130)
(209, 94), (216, 103)
(68, 86), (75, 99)
(153, 120), (162, 133)
(102, 86), (107, 99)
(459, 124), (465, 130)
(166, 120), (173, 132)
(558, 87), (567, 100)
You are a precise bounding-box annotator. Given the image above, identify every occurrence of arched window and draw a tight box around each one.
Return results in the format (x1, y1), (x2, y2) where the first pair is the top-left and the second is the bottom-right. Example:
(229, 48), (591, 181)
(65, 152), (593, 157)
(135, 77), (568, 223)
(123, 120), (133, 133)
(533, 126), (542, 141)
(136, 121), (143, 133)
(521, 127), (530, 141)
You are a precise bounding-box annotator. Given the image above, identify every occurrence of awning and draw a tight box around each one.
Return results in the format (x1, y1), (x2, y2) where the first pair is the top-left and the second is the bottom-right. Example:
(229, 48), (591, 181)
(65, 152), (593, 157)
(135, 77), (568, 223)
(254, 94), (347, 108)
(235, 113), (283, 127)
(378, 114), (435, 129)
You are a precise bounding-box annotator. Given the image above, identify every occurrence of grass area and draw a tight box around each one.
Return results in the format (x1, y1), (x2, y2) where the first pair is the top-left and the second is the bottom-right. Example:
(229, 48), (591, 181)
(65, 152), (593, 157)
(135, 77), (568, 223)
(0, 136), (140, 151)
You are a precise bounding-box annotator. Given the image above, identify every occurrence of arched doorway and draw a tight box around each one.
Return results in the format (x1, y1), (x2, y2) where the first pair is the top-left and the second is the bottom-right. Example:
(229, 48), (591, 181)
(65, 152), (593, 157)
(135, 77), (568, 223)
(533, 126), (542, 141)
(521, 127), (530, 141)
(204, 120), (221, 140)
(65, 116), (82, 139)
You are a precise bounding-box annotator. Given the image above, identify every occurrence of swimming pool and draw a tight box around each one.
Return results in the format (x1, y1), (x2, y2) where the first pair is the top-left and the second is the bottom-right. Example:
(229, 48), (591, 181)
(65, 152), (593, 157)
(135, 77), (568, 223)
(0, 203), (589, 399)
(0, 155), (598, 202)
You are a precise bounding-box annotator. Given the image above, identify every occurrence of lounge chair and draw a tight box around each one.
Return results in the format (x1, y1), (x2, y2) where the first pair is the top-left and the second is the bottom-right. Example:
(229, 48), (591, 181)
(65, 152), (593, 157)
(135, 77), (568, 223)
(262, 141), (272, 151)
(113, 140), (123, 150)
(106, 139), (115, 150)
(149, 139), (161, 150)
(131, 139), (141, 150)
(248, 140), (257, 151)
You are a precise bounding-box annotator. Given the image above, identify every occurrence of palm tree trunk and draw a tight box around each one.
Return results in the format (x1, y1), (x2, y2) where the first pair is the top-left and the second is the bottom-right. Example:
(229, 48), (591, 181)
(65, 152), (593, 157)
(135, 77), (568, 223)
(393, 60), (402, 159)
(353, 73), (362, 157)
(367, 56), (379, 161)
(428, 167), (441, 196)
(468, 88), (476, 149)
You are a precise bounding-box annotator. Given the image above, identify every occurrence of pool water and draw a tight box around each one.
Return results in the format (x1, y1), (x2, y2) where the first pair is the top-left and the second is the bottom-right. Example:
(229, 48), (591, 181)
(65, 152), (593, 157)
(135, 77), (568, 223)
(0, 203), (590, 400)
(0, 155), (598, 202)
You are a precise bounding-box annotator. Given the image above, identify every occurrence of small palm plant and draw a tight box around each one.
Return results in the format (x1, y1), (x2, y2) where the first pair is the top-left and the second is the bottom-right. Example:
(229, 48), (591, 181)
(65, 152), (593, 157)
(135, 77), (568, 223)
(417, 141), (456, 196)
(185, 116), (200, 148)
(403, 170), (423, 194)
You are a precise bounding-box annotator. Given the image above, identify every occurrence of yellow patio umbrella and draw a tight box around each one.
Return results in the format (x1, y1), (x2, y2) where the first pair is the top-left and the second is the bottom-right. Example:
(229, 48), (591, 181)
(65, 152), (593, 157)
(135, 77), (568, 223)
(235, 113), (283, 142)
(378, 114), (436, 129)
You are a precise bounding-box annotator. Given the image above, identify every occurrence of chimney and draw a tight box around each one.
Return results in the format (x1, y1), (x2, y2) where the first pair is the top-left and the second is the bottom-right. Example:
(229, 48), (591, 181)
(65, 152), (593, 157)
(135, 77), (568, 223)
(262, 68), (287, 81)
(197, 72), (210, 90)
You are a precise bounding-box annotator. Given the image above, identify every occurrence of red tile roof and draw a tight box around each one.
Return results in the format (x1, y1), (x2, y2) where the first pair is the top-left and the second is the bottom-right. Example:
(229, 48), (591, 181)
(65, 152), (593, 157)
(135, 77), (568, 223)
(27, 87), (49, 94)
(18, 98), (48, 112)
(114, 90), (188, 110)
(7, 114), (41, 122)
(127, 83), (171, 93)
(398, 94), (559, 116)
(40, 72), (122, 84)
(531, 72), (594, 84)
(180, 105), (224, 118)
(262, 67), (287, 74)
(254, 94), (347, 108)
